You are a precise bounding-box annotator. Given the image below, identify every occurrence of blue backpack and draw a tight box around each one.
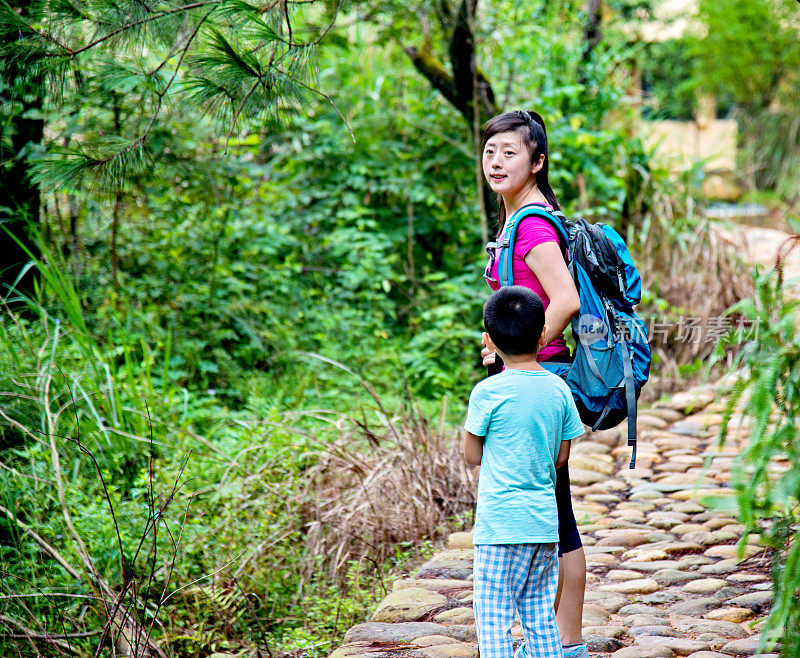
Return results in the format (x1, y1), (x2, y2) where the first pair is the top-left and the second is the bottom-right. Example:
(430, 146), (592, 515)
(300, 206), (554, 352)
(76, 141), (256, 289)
(490, 204), (651, 469)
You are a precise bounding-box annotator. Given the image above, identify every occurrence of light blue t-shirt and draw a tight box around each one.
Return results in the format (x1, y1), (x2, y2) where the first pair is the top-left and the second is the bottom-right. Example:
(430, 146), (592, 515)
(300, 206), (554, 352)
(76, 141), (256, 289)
(465, 369), (585, 545)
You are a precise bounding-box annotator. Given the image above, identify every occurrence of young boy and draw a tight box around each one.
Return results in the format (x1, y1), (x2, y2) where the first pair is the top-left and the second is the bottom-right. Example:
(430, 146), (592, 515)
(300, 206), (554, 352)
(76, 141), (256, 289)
(464, 286), (585, 658)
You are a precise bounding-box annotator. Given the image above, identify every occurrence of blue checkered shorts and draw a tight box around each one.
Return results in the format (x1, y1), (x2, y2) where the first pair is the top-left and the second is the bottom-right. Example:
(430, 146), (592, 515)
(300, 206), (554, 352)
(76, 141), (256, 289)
(473, 543), (563, 658)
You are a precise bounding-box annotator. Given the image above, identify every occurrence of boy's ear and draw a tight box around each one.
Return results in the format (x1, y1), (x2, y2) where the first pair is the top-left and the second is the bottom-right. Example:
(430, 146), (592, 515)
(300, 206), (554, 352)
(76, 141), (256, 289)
(483, 331), (497, 352)
(538, 324), (549, 350)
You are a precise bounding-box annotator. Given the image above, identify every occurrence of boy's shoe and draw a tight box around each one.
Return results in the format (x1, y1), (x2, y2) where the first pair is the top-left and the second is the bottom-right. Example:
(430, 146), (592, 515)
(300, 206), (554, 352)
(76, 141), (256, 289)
(562, 643), (589, 658)
(515, 641), (588, 657)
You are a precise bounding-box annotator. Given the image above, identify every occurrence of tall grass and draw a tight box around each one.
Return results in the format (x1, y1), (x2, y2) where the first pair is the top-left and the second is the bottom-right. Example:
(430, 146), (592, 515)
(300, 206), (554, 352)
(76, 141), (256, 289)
(0, 243), (206, 655)
(740, 109), (800, 212)
(293, 360), (476, 582)
(0, 247), (476, 656)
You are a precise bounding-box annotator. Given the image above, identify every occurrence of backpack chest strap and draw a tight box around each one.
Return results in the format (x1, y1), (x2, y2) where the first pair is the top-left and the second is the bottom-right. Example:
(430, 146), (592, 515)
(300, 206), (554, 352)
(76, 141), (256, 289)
(496, 212), (527, 287)
(498, 236), (514, 287)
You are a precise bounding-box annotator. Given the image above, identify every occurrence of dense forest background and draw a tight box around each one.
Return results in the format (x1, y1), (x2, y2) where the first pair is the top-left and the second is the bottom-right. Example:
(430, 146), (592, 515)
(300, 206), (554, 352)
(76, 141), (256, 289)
(1, 0), (799, 655)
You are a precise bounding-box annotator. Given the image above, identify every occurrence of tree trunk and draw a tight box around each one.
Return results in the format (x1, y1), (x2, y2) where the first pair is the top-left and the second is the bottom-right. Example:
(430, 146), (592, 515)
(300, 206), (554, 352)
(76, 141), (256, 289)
(0, 0), (44, 295)
(403, 0), (497, 239)
(579, 0), (603, 87)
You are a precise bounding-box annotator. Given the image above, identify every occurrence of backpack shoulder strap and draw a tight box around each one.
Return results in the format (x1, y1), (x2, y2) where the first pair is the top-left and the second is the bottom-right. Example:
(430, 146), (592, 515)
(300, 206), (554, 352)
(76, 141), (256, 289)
(496, 205), (570, 287)
(532, 207), (570, 255)
(516, 205), (571, 254)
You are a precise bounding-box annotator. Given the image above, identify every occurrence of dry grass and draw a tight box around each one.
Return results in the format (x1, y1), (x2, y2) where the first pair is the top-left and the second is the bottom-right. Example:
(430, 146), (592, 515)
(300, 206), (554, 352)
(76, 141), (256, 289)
(300, 399), (476, 582)
(636, 202), (756, 401)
(642, 219), (753, 321)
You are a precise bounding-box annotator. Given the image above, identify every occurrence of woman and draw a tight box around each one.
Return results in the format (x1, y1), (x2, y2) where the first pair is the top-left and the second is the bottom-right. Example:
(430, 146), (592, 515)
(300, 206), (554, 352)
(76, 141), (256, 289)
(480, 109), (588, 658)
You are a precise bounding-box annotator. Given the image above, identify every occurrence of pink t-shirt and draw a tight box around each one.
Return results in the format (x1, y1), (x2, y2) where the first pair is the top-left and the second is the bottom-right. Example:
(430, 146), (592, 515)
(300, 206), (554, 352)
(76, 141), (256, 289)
(486, 203), (569, 362)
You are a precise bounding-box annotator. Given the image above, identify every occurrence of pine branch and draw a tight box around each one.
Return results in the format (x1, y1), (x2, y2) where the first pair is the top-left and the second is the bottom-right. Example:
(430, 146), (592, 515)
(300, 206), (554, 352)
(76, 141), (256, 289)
(225, 78), (262, 151)
(242, 0), (341, 53)
(273, 64), (354, 143)
(15, 0), (336, 188)
(44, 1), (221, 59)
(296, 0), (342, 47)
(150, 18), (202, 75)
(33, 6), (214, 188)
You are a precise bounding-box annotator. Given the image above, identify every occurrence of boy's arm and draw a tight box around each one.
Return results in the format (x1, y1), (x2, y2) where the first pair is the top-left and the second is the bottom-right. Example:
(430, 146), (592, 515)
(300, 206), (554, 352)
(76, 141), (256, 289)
(463, 430), (484, 466)
(555, 438), (571, 470)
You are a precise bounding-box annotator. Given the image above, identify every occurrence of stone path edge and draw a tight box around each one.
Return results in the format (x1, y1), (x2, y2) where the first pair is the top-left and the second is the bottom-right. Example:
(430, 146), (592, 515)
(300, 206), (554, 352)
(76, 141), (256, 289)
(328, 374), (782, 658)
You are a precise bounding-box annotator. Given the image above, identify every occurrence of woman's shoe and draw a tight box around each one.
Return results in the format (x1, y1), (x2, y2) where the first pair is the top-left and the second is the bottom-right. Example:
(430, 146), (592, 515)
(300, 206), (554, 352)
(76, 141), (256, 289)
(562, 643), (589, 658)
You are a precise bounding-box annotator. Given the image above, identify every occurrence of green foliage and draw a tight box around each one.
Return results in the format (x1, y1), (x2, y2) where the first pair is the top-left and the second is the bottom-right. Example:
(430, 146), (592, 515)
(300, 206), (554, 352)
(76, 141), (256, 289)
(712, 238), (800, 655)
(9, 0), (662, 408)
(692, 0), (800, 116)
(402, 272), (483, 397)
(0, 272), (470, 655)
(0, 0), (333, 186)
(639, 39), (699, 121)
(0, 1), (737, 655)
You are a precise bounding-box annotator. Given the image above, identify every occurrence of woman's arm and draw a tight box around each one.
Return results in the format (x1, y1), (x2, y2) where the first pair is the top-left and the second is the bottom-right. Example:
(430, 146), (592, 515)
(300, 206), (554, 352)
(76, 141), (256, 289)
(524, 242), (580, 345)
(463, 430), (484, 466)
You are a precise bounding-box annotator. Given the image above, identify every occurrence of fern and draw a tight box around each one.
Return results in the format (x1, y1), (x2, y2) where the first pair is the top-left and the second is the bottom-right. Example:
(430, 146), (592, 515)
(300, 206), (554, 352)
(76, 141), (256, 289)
(715, 238), (800, 655)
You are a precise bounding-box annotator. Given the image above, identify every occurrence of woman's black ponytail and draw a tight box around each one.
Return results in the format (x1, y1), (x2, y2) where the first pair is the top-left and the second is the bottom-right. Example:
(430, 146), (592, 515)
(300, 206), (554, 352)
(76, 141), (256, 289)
(526, 110), (561, 212)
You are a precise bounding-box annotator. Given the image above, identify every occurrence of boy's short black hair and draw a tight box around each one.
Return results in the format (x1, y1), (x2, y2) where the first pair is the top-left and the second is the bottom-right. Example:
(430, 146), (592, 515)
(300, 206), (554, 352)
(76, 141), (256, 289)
(483, 286), (545, 356)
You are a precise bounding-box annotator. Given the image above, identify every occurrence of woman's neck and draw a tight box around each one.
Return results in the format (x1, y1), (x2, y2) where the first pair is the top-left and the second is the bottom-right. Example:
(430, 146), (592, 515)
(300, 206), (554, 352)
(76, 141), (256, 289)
(504, 182), (549, 219)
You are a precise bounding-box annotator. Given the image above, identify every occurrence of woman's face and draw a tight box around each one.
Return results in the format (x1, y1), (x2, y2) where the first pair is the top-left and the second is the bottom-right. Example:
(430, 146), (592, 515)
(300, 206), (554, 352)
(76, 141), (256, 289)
(482, 129), (538, 196)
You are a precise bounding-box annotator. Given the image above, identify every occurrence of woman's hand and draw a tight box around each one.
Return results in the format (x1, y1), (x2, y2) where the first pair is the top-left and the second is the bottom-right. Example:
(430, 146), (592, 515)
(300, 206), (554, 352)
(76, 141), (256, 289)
(481, 332), (496, 367)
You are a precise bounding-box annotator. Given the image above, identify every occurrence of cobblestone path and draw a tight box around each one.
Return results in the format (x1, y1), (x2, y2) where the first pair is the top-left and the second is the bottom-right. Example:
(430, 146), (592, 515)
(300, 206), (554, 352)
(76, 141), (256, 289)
(329, 377), (780, 658)
(328, 223), (798, 658)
